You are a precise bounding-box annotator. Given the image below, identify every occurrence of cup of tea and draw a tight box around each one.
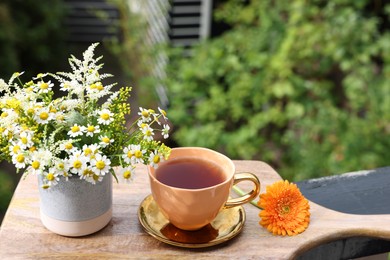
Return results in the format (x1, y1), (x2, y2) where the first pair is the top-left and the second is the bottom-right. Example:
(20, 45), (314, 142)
(147, 147), (261, 231)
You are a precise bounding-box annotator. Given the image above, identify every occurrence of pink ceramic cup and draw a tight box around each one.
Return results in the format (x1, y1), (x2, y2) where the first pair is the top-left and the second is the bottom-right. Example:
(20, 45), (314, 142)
(148, 147), (261, 231)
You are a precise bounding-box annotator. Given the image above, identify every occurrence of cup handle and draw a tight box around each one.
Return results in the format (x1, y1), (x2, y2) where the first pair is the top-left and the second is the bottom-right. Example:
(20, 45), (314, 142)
(224, 172), (261, 209)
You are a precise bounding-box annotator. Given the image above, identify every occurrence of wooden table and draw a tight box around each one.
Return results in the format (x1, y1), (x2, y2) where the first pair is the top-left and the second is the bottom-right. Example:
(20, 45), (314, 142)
(1, 161), (390, 259)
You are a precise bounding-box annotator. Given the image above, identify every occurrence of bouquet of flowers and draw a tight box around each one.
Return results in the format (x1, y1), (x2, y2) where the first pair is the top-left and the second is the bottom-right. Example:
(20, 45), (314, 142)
(0, 43), (171, 188)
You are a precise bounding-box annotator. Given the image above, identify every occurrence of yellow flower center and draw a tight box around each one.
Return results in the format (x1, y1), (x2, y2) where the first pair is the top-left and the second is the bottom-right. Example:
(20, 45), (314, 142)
(40, 82), (49, 89)
(281, 205), (290, 214)
(153, 155), (160, 164)
(83, 168), (94, 176)
(89, 83), (97, 89)
(13, 145), (21, 153)
(32, 161), (40, 169)
(134, 150), (142, 158)
(127, 151), (133, 158)
(123, 170), (131, 179)
(1, 112), (8, 118)
(27, 108), (34, 115)
(39, 112), (49, 120)
(87, 125), (95, 132)
(100, 113), (110, 120)
(16, 154), (25, 163)
(58, 162), (65, 169)
(93, 174), (100, 181)
(46, 173), (55, 181)
(21, 137), (28, 144)
(141, 110), (149, 117)
(71, 125), (80, 133)
(84, 148), (92, 155)
(96, 161), (105, 170)
(65, 143), (73, 150)
(102, 137), (110, 143)
(73, 160), (82, 169)
(29, 146), (36, 152)
(145, 130), (152, 136)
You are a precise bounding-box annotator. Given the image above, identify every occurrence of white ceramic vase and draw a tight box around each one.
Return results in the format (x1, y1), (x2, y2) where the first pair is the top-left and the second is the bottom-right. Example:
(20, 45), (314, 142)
(38, 174), (112, 237)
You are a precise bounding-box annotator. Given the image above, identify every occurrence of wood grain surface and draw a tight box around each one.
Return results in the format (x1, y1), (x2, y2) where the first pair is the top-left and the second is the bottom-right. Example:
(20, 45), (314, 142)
(1, 161), (390, 259)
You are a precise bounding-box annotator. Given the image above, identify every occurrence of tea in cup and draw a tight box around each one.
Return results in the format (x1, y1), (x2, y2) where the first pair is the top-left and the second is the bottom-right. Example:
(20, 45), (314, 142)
(148, 147), (260, 230)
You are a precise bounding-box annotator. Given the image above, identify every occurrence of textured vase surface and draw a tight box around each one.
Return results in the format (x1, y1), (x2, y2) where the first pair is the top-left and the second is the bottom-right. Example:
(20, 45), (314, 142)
(38, 174), (112, 237)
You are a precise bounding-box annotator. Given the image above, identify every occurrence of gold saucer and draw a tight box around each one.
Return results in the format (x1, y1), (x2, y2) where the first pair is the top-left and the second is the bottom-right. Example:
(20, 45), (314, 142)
(137, 195), (246, 248)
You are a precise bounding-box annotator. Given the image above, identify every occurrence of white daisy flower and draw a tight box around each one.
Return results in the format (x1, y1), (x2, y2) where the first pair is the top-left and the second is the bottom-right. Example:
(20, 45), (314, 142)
(67, 124), (85, 138)
(138, 107), (152, 122)
(36, 81), (54, 93)
(90, 153), (111, 176)
(119, 166), (135, 182)
(85, 124), (100, 137)
(141, 125), (154, 141)
(148, 150), (164, 169)
(17, 131), (34, 149)
(82, 144), (99, 159)
(158, 107), (168, 120)
(9, 144), (22, 156)
(97, 109), (114, 125)
(53, 160), (70, 181)
(34, 107), (53, 124)
(99, 135), (114, 148)
(162, 124), (170, 139)
(12, 152), (29, 169)
(60, 141), (77, 154)
(67, 152), (88, 175)
(128, 144), (145, 164)
(43, 169), (60, 187)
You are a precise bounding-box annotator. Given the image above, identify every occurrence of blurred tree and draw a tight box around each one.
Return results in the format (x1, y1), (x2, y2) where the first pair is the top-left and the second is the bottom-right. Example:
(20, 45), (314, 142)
(0, 0), (68, 79)
(165, 0), (390, 180)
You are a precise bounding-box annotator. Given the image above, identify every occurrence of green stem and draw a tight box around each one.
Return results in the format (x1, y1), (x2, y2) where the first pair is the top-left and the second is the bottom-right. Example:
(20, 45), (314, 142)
(232, 185), (262, 209)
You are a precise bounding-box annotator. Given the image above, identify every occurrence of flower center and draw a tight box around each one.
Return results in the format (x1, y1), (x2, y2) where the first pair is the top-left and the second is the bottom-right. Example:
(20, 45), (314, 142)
(39, 112), (49, 120)
(96, 161), (105, 170)
(32, 161), (40, 169)
(40, 83), (49, 89)
(153, 155), (160, 164)
(71, 125), (80, 133)
(87, 125), (95, 132)
(123, 170), (131, 179)
(13, 145), (20, 153)
(46, 173), (55, 181)
(134, 150), (142, 158)
(127, 151), (133, 158)
(65, 143), (73, 150)
(21, 137), (28, 144)
(102, 137), (110, 143)
(100, 113), (110, 120)
(84, 148), (92, 155)
(16, 154), (25, 163)
(141, 110), (149, 117)
(73, 160), (82, 169)
(1, 112), (8, 118)
(281, 205), (290, 214)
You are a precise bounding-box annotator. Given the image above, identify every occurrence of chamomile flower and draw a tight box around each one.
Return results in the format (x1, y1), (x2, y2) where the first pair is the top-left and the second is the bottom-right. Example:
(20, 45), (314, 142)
(67, 152), (88, 175)
(36, 81), (54, 93)
(129, 144), (145, 164)
(141, 125), (154, 141)
(17, 131), (34, 149)
(97, 109), (114, 125)
(119, 166), (135, 182)
(85, 124), (100, 137)
(122, 145), (134, 164)
(12, 152), (29, 169)
(99, 135), (114, 148)
(138, 107), (152, 122)
(158, 107), (168, 120)
(34, 107), (53, 124)
(162, 124), (170, 139)
(54, 160), (70, 181)
(90, 153), (111, 176)
(82, 144), (99, 159)
(67, 124), (85, 138)
(43, 169), (60, 187)
(60, 141), (77, 154)
(149, 150), (164, 168)
(9, 144), (22, 156)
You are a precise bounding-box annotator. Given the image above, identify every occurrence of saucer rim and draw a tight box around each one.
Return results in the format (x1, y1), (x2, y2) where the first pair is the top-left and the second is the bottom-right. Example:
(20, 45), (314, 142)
(137, 194), (246, 248)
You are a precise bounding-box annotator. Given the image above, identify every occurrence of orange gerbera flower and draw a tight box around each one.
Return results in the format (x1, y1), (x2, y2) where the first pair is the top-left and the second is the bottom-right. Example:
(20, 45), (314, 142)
(258, 180), (310, 236)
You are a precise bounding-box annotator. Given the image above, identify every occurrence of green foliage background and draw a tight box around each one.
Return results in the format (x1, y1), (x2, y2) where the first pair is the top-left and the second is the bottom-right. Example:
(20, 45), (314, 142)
(165, 0), (390, 180)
